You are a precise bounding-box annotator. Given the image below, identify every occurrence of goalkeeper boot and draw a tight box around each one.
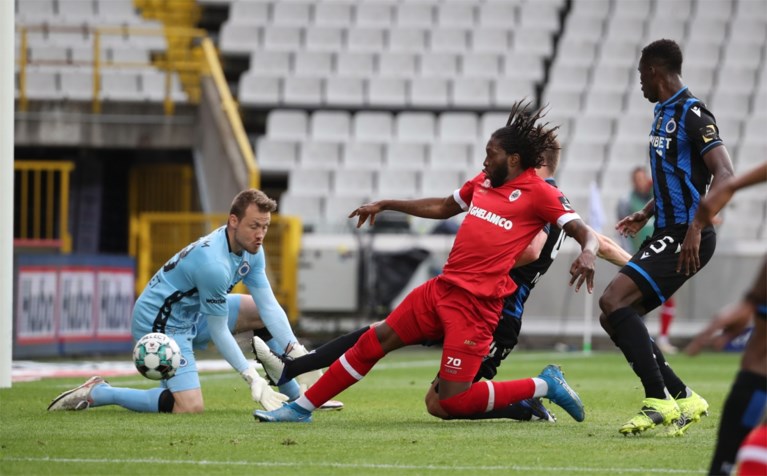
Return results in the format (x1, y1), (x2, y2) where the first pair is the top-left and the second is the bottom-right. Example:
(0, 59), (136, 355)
(252, 336), (289, 386)
(666, 391), (709, 437)
(619, 397), (681, 436)
(47, 376), (106, 411)
(537, 365), (585, 422)
(520, 397), (556, 423)
(254, 401), (313, 423)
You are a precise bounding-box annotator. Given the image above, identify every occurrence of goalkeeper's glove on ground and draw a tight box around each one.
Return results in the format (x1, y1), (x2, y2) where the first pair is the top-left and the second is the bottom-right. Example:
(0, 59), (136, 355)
(241, 366), (288, 411)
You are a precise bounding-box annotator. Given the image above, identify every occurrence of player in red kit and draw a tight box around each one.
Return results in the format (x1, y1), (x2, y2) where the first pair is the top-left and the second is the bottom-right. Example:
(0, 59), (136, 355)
(255, 102), (599, 423)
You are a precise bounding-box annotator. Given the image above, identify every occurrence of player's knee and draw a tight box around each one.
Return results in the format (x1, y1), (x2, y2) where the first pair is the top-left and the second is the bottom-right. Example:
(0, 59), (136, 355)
(424, 388), (450, 419)
(170, 393), (205, 414)
(599, 293), (619, 315)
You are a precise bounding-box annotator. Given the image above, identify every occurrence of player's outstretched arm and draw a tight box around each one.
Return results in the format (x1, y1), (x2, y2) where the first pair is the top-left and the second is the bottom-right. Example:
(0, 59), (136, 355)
(562, 219), (598, 293)
(349, 195), (463, 228)
(615, 199), (654, 238)
(594, 230), (632, 267)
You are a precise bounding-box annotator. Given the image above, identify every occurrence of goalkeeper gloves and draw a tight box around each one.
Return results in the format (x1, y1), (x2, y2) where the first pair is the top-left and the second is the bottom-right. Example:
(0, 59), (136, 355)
(241, 366), (288, 411)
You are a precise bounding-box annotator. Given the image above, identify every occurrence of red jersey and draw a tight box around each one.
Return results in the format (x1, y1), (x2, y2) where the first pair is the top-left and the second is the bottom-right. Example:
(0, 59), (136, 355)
(442, 168), (581, 299)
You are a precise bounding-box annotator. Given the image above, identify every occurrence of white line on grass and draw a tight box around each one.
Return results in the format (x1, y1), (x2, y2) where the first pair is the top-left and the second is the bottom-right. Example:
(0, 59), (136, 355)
(1, 456), (706, 474)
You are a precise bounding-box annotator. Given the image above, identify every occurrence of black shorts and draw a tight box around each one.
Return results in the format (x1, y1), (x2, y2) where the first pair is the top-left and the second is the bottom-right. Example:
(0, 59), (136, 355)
(621, 224), (716, 312)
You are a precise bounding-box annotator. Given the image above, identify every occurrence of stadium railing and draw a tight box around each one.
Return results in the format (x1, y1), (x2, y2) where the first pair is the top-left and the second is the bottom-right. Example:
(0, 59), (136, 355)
(13, 160), (75, 253)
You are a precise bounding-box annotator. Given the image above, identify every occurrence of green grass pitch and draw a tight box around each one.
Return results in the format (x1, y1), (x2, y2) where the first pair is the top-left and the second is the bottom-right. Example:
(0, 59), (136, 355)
(0, 349), (741, 475)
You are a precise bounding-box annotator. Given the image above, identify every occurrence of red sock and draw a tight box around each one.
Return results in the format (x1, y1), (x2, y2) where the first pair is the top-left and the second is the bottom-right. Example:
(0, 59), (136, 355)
(439, 378), (536, 417)
(660, 296), (675, 337)
(304, 328), (385, 408)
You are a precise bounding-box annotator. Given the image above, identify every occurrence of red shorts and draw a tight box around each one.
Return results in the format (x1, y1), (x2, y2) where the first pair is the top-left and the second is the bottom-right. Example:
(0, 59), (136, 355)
(385, 276), (502, 382)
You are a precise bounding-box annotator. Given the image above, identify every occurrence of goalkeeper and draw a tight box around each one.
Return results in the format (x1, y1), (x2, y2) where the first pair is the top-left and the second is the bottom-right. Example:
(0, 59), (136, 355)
(254, 144), (631, 421)
(48, 189), (320, 414)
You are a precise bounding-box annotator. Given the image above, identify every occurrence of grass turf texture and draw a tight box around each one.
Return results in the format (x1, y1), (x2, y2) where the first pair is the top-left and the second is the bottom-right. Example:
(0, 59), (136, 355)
(0, 349), (740, 475)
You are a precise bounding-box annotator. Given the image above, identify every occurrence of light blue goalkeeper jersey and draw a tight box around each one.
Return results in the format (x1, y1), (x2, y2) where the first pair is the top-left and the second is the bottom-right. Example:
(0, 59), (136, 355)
(133, 225), (273, 333)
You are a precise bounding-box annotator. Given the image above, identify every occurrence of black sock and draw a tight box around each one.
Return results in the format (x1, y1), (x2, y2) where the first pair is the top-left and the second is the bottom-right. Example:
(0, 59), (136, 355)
(650, 340), (687, 398)
(284, 325), (371, 381)
(709, 370), (767, 476)
(450, 403), (532, 421)
(608, 307), (667, 399)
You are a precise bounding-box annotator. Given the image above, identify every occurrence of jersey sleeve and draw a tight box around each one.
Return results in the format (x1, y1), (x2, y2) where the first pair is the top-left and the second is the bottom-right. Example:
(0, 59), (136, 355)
(194, 262), (230, 316)
(685, 103), (723, 157)
(536, 184), (582, 228)
(454, 172), (484, 211)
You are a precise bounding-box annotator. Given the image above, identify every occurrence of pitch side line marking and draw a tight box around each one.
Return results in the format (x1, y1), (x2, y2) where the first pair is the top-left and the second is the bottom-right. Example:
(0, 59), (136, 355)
(1, 456), (706, 474)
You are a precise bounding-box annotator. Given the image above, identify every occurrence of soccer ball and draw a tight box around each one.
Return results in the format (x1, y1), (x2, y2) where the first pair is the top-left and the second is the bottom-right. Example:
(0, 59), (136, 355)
(133, 333), (181, 380)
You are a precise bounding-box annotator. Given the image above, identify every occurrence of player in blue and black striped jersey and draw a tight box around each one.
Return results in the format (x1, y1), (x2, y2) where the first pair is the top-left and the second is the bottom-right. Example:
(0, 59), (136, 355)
(598, 39), (735, 436)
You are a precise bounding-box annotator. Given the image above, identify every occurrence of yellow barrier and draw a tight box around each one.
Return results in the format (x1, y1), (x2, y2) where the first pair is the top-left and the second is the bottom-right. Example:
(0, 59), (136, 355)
(14, 160), (75, 253)
(136, 213), (302, 322)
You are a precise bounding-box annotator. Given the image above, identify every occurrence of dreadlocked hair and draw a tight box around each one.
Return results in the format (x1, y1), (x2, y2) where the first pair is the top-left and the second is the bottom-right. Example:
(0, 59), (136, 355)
(491, 100), (560, 170)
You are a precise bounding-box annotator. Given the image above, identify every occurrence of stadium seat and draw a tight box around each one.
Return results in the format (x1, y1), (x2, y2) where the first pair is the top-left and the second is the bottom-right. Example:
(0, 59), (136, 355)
(429, 28), (471, 53)
(477, 4), (516, 28)
(367, 78), (407, 107)
(346, 27), (386, 52)
(419, 53), (459, 78)
(324, 77), (365, 107)
(436, 3), (475, 28)
(283, 77), (323, 106)
(278, 194), (324, 229)
(612, 0), (651, 19)
(388, 27), (428, 53)
(256, 138), (298, 172)
(512, 28), (554, 57)
(272, 2), (312, 26)
(24, 68), (60, 100)
(314, 3), (352, 27)
(289, 169), (333, 196)
(378, 52), (418, 78)
(395, 4), (435, 28)
(437, 112), (479, 144)
(354, 111), (394, 142)
(452, 78), (492, 108)
(262, 26), (303, 51)
(228, 2), (270, 25)
(590, 64), (632, 92)
(386, 143), (429, 170)
(644, 17), (686, 44)
(293, 51), (334, 77)
(266, 110), (309, 140)
(238, 74), (281, 106)
(219, 23), (262, 55)
(571, 116), (615, 144)
(334, 169), (376, 197)
(502, 53), (545, 81)
(479, 112), (511, 140)
(343, 142), (386, 170)
(693, 0), (734, 19)
(324, 195), (367, 224)
(582, 90), (625, 118)
(60, 69), (93, 101)
(419, 169), (462, 196)
(429, 143), (472, 171)
(376, 169), (419, 198)
(409, 77), (449, 108)
(460, 53), (502, 78)
(300, 141), (343, 170)
(396, 112), (436, 142)
(101, 71), (142, 102)
(686, 18), (728, 46)
(355, 3), (394, 27)
(57, 0), (96, 22)
(304, 27), (345, 52)
(470, 29), (512, 53)
(336, 52), (376, 78)
(310, 110), (351, 141)
(249, 51), (292, 77)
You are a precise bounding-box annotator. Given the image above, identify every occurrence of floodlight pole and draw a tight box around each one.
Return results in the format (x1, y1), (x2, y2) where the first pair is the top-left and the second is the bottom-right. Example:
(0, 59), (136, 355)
(0, 0), (14, 388)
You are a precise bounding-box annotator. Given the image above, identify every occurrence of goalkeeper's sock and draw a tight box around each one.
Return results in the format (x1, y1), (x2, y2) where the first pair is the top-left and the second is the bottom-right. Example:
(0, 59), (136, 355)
(284, 325), (370, 381)
(90, 385), (165, 413)
(278, 379), (301, 401)
(303, 327), (385, 409)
